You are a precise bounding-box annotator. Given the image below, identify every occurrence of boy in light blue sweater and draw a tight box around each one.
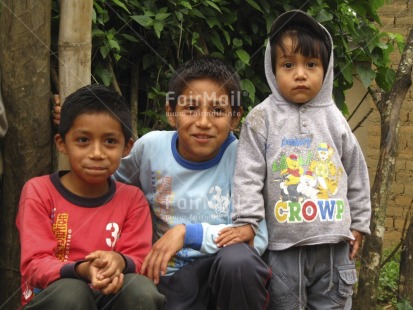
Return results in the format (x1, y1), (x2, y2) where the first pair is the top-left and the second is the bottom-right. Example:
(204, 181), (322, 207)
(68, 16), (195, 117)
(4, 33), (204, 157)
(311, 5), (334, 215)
(114, 57), (271, 310)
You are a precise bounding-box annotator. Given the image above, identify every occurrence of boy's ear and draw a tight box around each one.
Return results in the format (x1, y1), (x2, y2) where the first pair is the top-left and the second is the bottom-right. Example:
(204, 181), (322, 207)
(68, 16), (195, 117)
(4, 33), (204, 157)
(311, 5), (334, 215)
(230, 107), (243, 130)
(165, 102), (176, 128)
(54, 134), (67, 154)
(122, 138), (134, 157)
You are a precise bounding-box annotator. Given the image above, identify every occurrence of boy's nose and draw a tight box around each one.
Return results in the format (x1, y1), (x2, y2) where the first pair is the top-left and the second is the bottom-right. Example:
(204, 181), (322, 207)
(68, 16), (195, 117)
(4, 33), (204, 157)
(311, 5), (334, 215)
(295, 66), (306, 79)
(89, 143), (106, 159)
(195, 110), (211, 128)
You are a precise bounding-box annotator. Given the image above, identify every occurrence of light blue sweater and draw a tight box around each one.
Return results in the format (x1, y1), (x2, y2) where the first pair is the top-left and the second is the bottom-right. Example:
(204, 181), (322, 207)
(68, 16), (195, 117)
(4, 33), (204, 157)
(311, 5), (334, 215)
(114, 131), (268, 274)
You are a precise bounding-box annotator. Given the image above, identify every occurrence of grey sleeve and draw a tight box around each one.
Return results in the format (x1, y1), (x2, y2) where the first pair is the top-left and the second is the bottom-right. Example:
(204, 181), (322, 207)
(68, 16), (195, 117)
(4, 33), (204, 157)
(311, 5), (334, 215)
(342, 133), (371, 235)
(232, 120), (267, 232)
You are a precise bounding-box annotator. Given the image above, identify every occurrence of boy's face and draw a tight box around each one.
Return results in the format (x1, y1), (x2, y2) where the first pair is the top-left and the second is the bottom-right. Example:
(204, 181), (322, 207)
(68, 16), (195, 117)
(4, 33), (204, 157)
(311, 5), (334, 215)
(55, 112), (133, 194)
(275, 36), (324, 104)
(166, 79), (241, 162)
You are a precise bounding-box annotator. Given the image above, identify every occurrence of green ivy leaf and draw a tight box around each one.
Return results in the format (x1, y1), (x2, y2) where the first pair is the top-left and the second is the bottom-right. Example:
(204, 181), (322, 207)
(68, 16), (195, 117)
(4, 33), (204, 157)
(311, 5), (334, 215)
(112, 0), (131, 14)
(175, 11), (184, 21)
(153, 21), (165, 38)
(333, 88), (346, 112)
(241, 79), (256, 102)
(339, 60), (353, 85)
(222, 30), (230, 45)
(92, 8), (97, 23)
(386, 32), (406, 54)
(355, 63), (376, 88)
(122, 34), (139, 43)
(260, 1), (270, 13)
(131, 15), (153, 27)
(108, 39), (120, 51)
(205, 1), (222, 13)
(341, 102), (349, 117)
(95, 66), (112, 86)
(155, 12), (171, 21)
(100, 45), (110, 58)
(235, 49), (250, 65)
(245, 0), (263, 13)
(180, 1), (192, 9)
(206, 17), (221, 28)
(210, 31), (224, 52)
(190, 9), (206, 19)
(159, 7), (168, 13)
(233, 38), (243, 48)
(192, 32), (200, 45)
(316, 9), (333, 23)
(376, 67), (396, 92)
(92, 29), (106, 36)
(367, 0), (384, 23)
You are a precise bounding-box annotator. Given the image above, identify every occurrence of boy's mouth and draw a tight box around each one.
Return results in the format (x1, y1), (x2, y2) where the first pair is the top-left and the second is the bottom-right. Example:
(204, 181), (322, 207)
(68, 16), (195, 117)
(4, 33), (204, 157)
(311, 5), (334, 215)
(192, 134), (213, 140)
(293, 85), (309, 90)
(87, 166), (107, 171)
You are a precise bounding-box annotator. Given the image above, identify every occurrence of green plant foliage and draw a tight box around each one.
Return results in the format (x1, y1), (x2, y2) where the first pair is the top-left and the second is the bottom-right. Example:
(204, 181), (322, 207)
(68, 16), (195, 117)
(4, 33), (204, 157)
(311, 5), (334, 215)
(378, 249), (400, 307)
(376, 247), (413, 310)
(51, 0), (403, 135)
(397, 300), (413, 310)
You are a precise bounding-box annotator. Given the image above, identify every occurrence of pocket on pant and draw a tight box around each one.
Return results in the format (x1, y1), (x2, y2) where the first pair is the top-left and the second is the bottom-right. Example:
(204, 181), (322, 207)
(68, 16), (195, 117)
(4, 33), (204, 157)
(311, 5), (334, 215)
(268, 272), (300, 310)
(330, 264), (357, 305)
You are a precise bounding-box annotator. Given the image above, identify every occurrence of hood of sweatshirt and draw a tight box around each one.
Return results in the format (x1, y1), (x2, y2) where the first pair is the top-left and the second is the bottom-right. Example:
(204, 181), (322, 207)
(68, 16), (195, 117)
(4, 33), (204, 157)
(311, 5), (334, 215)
(264, 10), (335, 108)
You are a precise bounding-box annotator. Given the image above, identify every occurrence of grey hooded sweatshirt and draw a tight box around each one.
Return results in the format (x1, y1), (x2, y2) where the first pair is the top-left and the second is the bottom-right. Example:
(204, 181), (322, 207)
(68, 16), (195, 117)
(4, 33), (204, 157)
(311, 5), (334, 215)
(232, 11), (371, 251)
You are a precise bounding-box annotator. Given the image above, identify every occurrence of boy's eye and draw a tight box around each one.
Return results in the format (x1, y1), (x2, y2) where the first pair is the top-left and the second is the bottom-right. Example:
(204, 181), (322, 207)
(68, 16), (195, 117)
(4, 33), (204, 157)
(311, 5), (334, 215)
(307, 62), (317, 68)
(184, 105), (199, 115)
(211, 108), (226, 117)
(283, 63), (294, 69)
(76, 137), (89, 143)
(105, 138), (118, 145)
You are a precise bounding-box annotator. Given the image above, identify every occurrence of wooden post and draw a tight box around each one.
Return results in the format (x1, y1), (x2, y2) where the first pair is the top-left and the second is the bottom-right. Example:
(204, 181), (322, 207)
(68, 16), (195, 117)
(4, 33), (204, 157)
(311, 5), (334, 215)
(57, 0), (93, 170)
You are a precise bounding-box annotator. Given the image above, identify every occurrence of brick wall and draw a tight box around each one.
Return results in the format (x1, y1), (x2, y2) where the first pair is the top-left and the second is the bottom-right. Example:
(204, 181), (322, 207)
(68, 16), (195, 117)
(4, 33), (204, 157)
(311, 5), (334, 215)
(368, 0), (413, 248)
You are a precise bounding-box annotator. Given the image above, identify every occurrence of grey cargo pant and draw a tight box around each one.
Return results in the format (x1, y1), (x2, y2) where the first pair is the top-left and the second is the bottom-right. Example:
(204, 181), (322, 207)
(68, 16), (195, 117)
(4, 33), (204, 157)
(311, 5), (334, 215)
(266, 242), (356, 310)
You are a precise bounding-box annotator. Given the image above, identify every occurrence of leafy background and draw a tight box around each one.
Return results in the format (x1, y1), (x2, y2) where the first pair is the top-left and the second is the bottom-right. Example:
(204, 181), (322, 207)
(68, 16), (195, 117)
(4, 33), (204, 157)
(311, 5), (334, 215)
(51, 0), (403, 136)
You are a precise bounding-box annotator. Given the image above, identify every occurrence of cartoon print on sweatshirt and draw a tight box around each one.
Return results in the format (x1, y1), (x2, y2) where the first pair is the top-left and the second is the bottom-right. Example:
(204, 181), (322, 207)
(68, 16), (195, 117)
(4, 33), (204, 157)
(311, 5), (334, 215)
(272, 139), (344, 223)
(272, 149), (313, 203)
(297, 170), (319, 201)
(308, 143), (343, 199)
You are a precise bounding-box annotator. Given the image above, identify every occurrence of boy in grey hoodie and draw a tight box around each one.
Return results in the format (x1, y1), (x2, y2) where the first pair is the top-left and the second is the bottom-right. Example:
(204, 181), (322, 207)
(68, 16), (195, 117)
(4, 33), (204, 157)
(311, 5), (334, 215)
(219, 10), (371, 309)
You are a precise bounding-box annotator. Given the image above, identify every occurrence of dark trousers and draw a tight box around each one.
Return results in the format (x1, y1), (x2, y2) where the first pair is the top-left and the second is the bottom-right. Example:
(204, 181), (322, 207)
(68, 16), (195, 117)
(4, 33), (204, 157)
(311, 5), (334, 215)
(157, 243), (271, 310)
(23, 273), (165, 310)
(266, 242), (356, 310)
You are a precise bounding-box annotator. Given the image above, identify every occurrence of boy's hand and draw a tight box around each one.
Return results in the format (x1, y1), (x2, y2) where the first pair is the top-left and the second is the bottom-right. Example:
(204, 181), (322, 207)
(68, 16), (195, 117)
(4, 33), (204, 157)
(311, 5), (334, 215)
(97, 273), (124, 295)
(141, 224), (185, 285)
(215, 224), (255, 247)
(84, 250), (126, 294)
(349, 230), (363, 260)
(52, 94), (61, 126)
(75, 259), (117, 294)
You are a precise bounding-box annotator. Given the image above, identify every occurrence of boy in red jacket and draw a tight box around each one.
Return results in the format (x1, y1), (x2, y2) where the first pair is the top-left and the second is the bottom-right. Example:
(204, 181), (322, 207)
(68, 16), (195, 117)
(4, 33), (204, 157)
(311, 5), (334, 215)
(17, 84), (165, 309)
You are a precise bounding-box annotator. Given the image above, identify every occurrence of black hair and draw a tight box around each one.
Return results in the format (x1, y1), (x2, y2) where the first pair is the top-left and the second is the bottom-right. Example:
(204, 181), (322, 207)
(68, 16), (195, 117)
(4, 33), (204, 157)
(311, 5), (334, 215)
(167, 56), (242, 112)
(58, 84), (132, 143)
(270, 24), (329, 76)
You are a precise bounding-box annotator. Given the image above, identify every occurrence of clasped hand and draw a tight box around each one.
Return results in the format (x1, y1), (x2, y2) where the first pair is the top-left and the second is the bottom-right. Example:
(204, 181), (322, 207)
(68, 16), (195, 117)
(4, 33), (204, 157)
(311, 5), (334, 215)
(76, 250), (126, 295)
